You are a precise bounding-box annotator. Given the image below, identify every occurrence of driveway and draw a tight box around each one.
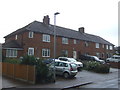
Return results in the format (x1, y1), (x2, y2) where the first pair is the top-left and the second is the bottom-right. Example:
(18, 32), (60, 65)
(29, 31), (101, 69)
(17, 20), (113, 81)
(1, 68), (119, 89)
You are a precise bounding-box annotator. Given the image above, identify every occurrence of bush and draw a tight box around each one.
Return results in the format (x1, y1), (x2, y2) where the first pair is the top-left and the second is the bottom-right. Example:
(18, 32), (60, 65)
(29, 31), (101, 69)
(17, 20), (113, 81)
(20, 55), (54, 83)
(3, 58), (21, 64)
(20, 55), (36, 65)
(36, 59), (54, 83)
(84, 61), (110, 73)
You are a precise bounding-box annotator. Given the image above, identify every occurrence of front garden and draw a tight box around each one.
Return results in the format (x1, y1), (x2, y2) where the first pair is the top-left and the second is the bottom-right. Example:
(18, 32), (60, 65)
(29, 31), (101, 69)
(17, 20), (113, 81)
(2, 55), (54, 84)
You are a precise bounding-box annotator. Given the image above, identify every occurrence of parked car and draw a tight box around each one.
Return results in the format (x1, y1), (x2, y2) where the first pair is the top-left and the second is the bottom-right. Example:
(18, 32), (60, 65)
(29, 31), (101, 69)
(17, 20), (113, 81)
(106, 55), (120, 62)
(58, 57), (83, 71)
(42, 58), (54, 64)
(79, 55), (105, 64)
(50, 59), (78, 78)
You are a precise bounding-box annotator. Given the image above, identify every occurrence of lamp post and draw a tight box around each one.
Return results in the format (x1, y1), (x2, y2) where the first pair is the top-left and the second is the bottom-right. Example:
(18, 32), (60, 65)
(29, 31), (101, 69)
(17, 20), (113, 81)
(53, 12), (60, 82)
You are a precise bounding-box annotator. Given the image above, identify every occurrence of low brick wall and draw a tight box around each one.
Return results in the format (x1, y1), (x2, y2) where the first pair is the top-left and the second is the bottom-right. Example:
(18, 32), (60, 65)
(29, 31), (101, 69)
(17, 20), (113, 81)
(109, 62), (120, 69)
(1, 62), (36, 84)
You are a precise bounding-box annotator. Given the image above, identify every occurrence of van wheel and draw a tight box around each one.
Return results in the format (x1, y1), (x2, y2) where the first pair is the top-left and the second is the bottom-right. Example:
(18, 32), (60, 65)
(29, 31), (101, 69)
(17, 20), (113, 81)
(63, 72), (69, 79)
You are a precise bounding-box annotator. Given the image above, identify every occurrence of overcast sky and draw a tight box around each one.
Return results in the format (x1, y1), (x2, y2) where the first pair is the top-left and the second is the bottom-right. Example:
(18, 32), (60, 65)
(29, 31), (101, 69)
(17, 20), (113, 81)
(0, 0), (119, 46)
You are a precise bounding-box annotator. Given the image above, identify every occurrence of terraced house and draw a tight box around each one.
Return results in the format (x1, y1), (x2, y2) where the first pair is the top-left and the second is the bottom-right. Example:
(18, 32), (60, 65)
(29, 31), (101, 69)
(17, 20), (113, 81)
(2, 15), (115, 59)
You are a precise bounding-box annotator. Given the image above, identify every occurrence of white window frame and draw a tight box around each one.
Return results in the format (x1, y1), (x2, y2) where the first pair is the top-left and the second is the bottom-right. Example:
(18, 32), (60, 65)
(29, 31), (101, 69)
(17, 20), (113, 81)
(43, 34), (50, 42)
(74, 39), (77, 44)
(28, 48), (34, 56)
(110, 46), (113, 50)
(85, 41), (89, 47)
(62, 37), (68, 44)
(29, 31), (34, 38)
(106, 45), (109, 50)
(42, 49), (50, 57)
(6, 49), (17, 57)
(96, 43), (100, 48)
(15, 35), (18, 40)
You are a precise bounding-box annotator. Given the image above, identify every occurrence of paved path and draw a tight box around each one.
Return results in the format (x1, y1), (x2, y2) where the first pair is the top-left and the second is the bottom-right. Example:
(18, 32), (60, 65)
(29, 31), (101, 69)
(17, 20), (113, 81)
(1, 68), (119, 89)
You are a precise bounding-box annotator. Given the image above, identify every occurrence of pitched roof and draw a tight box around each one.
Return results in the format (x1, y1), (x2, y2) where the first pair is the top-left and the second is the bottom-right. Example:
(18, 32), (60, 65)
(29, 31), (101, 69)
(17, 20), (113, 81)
(4, 21), (114, 45)
(2, 40), (23, 49)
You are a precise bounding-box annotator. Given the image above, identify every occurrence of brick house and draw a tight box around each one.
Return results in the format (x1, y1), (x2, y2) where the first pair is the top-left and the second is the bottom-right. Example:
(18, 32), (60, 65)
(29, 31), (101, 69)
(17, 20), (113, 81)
(2, 15), (115, 59)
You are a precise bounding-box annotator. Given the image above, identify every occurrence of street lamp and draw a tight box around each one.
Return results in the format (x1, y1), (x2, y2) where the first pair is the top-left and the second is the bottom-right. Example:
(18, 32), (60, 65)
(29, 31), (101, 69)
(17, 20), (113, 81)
(53, 12), (60, 82)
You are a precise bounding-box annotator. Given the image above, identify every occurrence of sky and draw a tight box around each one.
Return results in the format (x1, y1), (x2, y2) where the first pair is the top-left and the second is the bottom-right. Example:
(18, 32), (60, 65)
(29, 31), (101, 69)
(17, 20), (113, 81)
(0, 0), (119, 46)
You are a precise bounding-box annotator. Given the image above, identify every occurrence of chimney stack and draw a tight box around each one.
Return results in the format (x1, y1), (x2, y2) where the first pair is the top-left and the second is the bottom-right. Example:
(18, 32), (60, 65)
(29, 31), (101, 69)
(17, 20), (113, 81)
(43, 15), (50, 25)
(79, 27), (85, 33)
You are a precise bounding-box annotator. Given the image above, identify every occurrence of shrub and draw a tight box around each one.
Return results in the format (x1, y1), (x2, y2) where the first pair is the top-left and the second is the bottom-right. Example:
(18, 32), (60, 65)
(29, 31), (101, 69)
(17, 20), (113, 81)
(3, 58), (21, 64)
(20, 55), (54, 83)
(95, 64), (110, 73)
(84, 61), (110, 73)
(36, 59), (54, 83)
(20, 55), (36, 65)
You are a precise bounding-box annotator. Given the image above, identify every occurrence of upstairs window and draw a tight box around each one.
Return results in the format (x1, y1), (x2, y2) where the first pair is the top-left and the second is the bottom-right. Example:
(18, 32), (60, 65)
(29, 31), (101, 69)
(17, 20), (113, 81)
(96, 43), (100, 48)
(43, 34), (50, 42)
(110, 46), (113, 50)
(62, 37), (68, 44)
(15, 35), (18, 40)
(29, 31), (34, 38)
(106, 45), (109, 50)
(28, 48), (34, 55)
(74, 39), (77, 44)
(85, 41), (89, 47)
(6, 49), (17, 57)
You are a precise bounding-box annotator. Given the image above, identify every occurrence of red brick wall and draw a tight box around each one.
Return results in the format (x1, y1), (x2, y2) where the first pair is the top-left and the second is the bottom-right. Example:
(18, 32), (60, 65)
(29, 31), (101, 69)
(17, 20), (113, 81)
(3, 31), (115, 59)
(109, 62), (120, 69)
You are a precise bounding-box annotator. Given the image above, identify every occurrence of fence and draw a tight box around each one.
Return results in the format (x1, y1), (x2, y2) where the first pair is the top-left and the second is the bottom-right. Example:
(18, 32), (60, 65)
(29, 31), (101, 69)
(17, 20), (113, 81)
(1, 62), (36, 84)
(109, 62), (120, 69)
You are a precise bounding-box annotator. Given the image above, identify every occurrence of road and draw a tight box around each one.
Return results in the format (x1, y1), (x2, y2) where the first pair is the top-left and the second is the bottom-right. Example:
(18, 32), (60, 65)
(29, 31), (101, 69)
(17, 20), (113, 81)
(79, 78), (118, 88)
(78, 68), (119, 89)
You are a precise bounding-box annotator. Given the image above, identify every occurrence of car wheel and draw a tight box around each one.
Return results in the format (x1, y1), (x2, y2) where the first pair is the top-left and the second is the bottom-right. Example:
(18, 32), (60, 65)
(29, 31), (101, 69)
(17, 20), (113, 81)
(63, 72), (69, 79)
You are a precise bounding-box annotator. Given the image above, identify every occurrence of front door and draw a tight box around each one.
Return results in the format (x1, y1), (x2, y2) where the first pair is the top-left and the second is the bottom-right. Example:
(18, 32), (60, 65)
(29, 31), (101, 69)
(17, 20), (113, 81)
(73, 51), (77, 59)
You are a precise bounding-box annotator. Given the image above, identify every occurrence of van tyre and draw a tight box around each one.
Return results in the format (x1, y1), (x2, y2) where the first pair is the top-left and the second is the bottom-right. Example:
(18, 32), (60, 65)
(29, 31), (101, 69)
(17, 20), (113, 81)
(63, 72), (69, 79)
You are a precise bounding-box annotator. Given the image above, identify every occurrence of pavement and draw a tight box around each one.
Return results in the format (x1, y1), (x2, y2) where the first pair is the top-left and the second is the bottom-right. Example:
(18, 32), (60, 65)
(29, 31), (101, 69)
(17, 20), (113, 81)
(1, 68), (119, 89)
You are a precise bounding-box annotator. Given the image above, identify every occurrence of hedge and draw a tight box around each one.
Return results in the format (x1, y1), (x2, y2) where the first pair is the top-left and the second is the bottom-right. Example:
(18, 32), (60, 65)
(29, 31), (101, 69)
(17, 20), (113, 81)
(83, 61), (110, 73)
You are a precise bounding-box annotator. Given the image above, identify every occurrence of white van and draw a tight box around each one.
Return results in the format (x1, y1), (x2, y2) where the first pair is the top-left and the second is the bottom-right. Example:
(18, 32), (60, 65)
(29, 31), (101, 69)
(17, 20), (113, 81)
(106, 55), (120, 62)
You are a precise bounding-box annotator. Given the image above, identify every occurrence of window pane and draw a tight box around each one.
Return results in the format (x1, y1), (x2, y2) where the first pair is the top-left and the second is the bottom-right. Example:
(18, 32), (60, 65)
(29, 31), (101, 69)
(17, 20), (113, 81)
(11, 50), (14, 56)
(29, 32), (33, 38)
(96, 43), (99, 48)
(42, 49), (50, 57)
(110, 46), (113, 50)
(6, 49), (17, 57)
(74, 39), (76, 44)
(14, 50), (17, 56)
(62, 37), (68, 44)
(43, 34), (50, 42)
(28, 48), (34, 55)
(85, 41), (88, 47)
